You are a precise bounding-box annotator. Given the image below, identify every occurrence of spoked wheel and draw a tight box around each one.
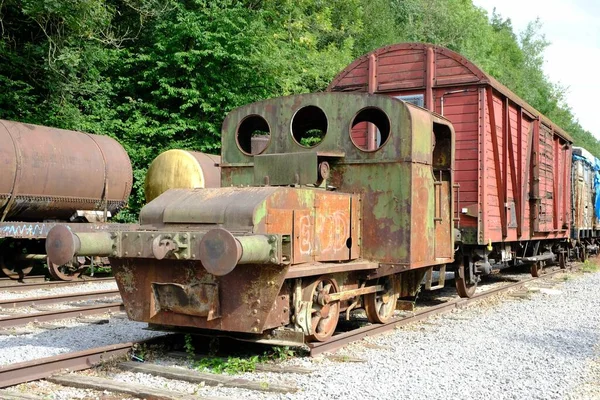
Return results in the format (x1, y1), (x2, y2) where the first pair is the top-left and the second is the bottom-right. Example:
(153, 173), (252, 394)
(47, 257), (84, 281)
(530, 261), (544, 278)
(364, 275), (400, 324)
(0, 241), (34, 280)
(0, 256), (33, 280)
(302, 276), (340, 342)
(455, 258), (477, 298)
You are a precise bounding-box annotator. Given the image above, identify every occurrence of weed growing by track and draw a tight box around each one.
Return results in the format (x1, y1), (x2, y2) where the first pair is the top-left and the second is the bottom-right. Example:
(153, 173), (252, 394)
(183, 333), (297, 374)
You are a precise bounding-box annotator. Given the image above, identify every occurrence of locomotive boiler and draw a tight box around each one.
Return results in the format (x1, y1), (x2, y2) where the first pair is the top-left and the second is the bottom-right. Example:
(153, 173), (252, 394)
(0, 120), (133, 280)
(46, 92), (457, 342)
(329, 43), (572, 296)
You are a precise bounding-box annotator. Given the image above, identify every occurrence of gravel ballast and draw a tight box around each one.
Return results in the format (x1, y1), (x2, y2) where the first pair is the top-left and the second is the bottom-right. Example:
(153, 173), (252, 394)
(96, 270), (600, 400)
(4, 270), (600, 399)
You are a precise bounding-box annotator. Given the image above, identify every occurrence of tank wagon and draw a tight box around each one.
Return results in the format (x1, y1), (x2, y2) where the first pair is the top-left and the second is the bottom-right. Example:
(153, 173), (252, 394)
(571, 147), (600, 258)
(46, 92), (456, 342)
(0, 120), (133, 280)
(328, 43), (573, 296)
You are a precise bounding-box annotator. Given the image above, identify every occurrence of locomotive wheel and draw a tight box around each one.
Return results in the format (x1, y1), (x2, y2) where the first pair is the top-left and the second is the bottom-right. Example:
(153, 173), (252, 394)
(455, 260), (477, 298)
(364, 275), (399, 324)
(302, 277), (340, 342)
(47, 258), (84, 281)
(0, 257), (33, 280)
(530, 261), (544, 278)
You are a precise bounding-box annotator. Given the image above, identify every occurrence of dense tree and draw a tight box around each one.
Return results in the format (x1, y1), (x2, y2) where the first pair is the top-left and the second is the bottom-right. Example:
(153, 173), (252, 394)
(1, 0), (598, 218)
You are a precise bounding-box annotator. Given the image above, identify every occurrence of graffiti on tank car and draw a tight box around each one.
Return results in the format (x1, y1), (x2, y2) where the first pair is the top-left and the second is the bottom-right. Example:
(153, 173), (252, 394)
(0, 223), (52, 238)
(317, 211), (349, 254)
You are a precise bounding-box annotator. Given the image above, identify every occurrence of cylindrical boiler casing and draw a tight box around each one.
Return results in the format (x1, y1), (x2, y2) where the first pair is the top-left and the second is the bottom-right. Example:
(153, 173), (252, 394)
(0, 120), (132, 221)
(144, 150), (221, 203)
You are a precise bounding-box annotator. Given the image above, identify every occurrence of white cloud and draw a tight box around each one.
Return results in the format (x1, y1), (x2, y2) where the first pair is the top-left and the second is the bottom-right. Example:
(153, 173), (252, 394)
(472, 0), (600, 138)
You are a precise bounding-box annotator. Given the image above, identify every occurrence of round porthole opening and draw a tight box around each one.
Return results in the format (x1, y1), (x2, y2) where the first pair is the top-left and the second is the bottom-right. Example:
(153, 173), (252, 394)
(350, 107), (391, 151)
(236, 115), (271, 155)
(291, 105), (327, 148)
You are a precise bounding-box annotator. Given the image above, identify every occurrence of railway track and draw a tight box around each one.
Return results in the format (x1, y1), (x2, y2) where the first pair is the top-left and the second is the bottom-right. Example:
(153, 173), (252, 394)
(0, 302), (124, 328)
(0, 266), (571, 395)
(308, 267), (567, 356)
(0, 289), (121, 309)
(0, 277), (115, 292)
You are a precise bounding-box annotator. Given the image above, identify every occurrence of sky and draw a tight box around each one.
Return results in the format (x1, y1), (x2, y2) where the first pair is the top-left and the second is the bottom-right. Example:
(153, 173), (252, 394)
(472, 0), (600, 138)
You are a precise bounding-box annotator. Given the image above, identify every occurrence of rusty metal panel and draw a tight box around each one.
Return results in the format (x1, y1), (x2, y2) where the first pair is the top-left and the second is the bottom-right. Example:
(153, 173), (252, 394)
(349, 195), (360, 259)
(112, 259), (289, 334)
(434, 180), (453, 258)
(0, 120), (132, 222)
(254, 152), (318, 186)
(293, 209), (313, 264)
(266, 209), (293, 235)
(314, 193), (351, 262)
(151, 282), (219, 320)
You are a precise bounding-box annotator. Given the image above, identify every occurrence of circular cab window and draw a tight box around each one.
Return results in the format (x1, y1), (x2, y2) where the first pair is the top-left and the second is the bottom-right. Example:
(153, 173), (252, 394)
(236, 115), (271, 155)
(350, 107), (391, 151)
(291, 106), (328, 148)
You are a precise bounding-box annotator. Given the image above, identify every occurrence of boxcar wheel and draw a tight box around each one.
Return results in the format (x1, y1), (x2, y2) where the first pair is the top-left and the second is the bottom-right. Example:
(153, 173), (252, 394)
(455, 260), (477, 298)
(364, 275), (399, 324)
(302, 277), (340, 342)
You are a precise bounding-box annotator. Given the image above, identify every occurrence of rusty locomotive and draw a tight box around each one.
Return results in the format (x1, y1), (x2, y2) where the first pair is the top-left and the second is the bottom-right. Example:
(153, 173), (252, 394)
(43, 43), (596, 343)
(46, 92), (455, 342)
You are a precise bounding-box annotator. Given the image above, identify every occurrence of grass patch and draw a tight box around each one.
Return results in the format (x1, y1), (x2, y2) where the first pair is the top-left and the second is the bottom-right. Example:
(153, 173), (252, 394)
(184, 334), (297, 375)
(582, 260), (600, 273)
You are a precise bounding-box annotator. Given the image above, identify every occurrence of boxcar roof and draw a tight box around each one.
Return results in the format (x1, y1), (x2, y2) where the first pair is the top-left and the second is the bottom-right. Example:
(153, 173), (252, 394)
(328, 42), (573, 143)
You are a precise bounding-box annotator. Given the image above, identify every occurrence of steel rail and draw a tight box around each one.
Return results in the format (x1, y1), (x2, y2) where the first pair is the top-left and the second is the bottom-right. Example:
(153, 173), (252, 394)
(0, 302), (124, 328)
(0, 336), (171, 388)
(308, 268), (566, 356)
(0, 276), (46, 287)
(0, 277), (115, 292)
(0, 290), (121, 309)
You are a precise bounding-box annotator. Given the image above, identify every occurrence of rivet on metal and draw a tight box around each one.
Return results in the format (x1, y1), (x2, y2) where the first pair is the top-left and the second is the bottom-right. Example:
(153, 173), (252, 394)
(137, 252), (141, 256)
(124, 251), (128, 256)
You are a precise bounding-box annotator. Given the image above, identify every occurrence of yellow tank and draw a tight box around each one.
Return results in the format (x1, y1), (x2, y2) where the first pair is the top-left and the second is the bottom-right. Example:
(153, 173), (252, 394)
(144, 150), (221, 202)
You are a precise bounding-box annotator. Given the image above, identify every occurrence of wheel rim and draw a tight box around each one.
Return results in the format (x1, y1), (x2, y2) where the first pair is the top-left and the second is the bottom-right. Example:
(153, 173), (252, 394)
(455, 260), (477, 298)
(364, 276), (399, 324)
(48, 257), (84, 281)
(302, 277), (340, 342)
(0, 256), (33, 280)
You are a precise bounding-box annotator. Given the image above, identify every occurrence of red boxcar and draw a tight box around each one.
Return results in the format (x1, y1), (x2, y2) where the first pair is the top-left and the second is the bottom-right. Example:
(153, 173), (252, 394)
(328, 43), (572, 293)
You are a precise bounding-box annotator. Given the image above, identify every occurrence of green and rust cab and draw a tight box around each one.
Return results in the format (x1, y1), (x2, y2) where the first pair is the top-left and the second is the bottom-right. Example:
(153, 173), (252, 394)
(45, 92), (456, 338)
(221, 92), (456, 267)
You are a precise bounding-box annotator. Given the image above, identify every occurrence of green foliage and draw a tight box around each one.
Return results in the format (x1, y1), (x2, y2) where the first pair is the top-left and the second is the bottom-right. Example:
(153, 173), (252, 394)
(194, 345), (295, 375)
(184, 333), (196, 360)
(1, 0), (598, 220)
(582, 260), (599, 273)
